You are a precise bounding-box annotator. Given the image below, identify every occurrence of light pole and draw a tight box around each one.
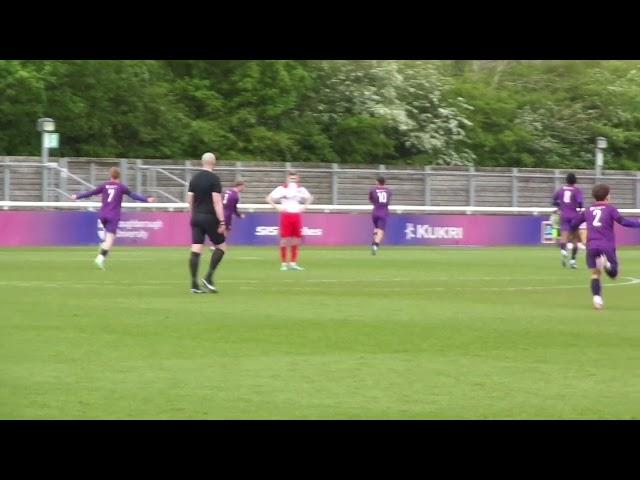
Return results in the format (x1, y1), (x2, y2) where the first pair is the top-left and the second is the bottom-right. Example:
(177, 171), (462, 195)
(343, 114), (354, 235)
(36, 118), (56, 201)
(595, 136), (607, 180)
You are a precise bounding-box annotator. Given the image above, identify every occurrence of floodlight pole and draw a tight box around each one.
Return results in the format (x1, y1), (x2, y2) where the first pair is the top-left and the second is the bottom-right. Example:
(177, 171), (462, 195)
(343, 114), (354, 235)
(37, 118), (55, 201)
(595, 136), (607, 181)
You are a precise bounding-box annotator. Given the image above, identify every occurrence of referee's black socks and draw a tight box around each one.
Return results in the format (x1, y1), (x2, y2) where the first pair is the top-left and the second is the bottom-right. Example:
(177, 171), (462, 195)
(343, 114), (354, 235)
(205, 248), (225, 283)
(189, 251), (201, 288)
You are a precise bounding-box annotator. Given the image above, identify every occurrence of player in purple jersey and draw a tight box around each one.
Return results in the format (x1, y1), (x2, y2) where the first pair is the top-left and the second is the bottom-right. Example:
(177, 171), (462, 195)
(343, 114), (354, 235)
(570, 184), (640, 310)
(72, 167), (156, 269)
(368, 176), (392, 255)
(552, 173), (584, 268)
(222, 181), (246, 237)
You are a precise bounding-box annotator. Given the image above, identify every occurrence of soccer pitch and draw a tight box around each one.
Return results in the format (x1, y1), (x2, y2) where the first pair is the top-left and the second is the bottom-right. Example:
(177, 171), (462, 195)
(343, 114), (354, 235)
(1, 246), (639, 419)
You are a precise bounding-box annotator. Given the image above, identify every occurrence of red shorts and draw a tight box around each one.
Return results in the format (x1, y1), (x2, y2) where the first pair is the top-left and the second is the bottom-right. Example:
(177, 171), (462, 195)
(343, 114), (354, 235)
(280, 212), (303, 238)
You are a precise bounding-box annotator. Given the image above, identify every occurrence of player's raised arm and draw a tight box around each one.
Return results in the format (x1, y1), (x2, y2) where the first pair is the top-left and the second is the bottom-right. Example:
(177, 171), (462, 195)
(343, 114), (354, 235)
(612, 208), (640, 228)
(127, 192), (156, 203)
(72, 184), (104, 200)
(123, 185), (156, 203)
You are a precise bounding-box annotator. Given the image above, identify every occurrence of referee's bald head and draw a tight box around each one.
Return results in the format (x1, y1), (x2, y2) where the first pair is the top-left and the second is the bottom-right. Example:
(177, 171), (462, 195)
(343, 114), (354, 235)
(201, 152), (216, 169)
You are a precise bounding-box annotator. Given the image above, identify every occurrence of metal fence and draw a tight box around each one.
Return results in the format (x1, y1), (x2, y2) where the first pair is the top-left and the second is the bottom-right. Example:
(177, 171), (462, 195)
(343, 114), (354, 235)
(2, 156), (640, 209)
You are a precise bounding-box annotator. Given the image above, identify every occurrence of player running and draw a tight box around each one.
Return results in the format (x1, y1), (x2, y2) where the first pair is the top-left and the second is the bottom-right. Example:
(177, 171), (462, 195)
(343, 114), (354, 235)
(368, 176), (392, 255)
(72, 167), (156, 269)
(551, 173), (584, 268)
(570, 184), (640, 310)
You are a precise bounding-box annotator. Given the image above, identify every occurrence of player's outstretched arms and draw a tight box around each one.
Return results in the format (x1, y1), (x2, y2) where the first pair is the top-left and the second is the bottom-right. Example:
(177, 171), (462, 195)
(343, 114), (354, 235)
(128, 192), (154, 203)
(618, 217), (640, 228)
(73, 186), (104, 200)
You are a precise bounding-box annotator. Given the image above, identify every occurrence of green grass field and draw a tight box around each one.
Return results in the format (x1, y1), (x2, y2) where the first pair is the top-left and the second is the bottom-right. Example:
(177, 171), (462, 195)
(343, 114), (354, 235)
(1, 245), (640, 419)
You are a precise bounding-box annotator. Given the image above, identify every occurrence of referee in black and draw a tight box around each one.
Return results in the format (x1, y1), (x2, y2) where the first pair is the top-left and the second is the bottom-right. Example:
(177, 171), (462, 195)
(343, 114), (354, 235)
(187, 152), (227, 293)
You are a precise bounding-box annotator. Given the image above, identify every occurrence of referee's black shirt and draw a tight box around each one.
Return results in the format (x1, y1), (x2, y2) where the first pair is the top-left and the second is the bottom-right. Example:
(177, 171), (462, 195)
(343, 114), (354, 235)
(188, 170), (222, 215)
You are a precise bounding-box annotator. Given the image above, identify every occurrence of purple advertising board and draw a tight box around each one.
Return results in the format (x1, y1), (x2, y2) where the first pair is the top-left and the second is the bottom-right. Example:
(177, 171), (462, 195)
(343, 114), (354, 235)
(1, 211), (640, 247)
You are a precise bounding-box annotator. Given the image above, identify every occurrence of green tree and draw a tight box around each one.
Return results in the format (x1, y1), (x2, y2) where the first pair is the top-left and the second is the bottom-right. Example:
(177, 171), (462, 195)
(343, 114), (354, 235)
(306, 61), (475, 165)
(0, 61), (47, 155)
(35, 61), (190, 158)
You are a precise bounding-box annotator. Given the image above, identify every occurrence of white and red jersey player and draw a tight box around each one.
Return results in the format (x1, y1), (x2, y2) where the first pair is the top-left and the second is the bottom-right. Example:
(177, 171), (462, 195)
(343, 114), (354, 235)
(266, 171), (313, 271)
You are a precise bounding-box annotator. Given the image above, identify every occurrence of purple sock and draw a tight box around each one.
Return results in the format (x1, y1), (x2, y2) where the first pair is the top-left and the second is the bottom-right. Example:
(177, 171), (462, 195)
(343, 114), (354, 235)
(591, 278), (601, 296)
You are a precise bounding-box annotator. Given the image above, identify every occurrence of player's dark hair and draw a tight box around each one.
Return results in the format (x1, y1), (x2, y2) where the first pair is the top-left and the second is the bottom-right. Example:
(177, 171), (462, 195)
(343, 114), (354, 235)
(565, 173), (577, 185)
(377, 176), (385, 185)
(288, 170), (298, 177)
(110, 167), (121, 180)
(235, 180), (246, 187)
(592, 184), (610, 201)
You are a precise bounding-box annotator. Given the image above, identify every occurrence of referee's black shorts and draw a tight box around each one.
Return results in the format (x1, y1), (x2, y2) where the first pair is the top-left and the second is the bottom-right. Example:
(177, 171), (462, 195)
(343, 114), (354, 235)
(191, 213), (226, 246)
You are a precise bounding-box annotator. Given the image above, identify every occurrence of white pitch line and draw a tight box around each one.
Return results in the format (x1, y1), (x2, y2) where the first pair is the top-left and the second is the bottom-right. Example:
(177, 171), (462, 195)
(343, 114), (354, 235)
(0, 276), (598, 287)
(0, 277), (638, 292)
(236, 277), (640, 292)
